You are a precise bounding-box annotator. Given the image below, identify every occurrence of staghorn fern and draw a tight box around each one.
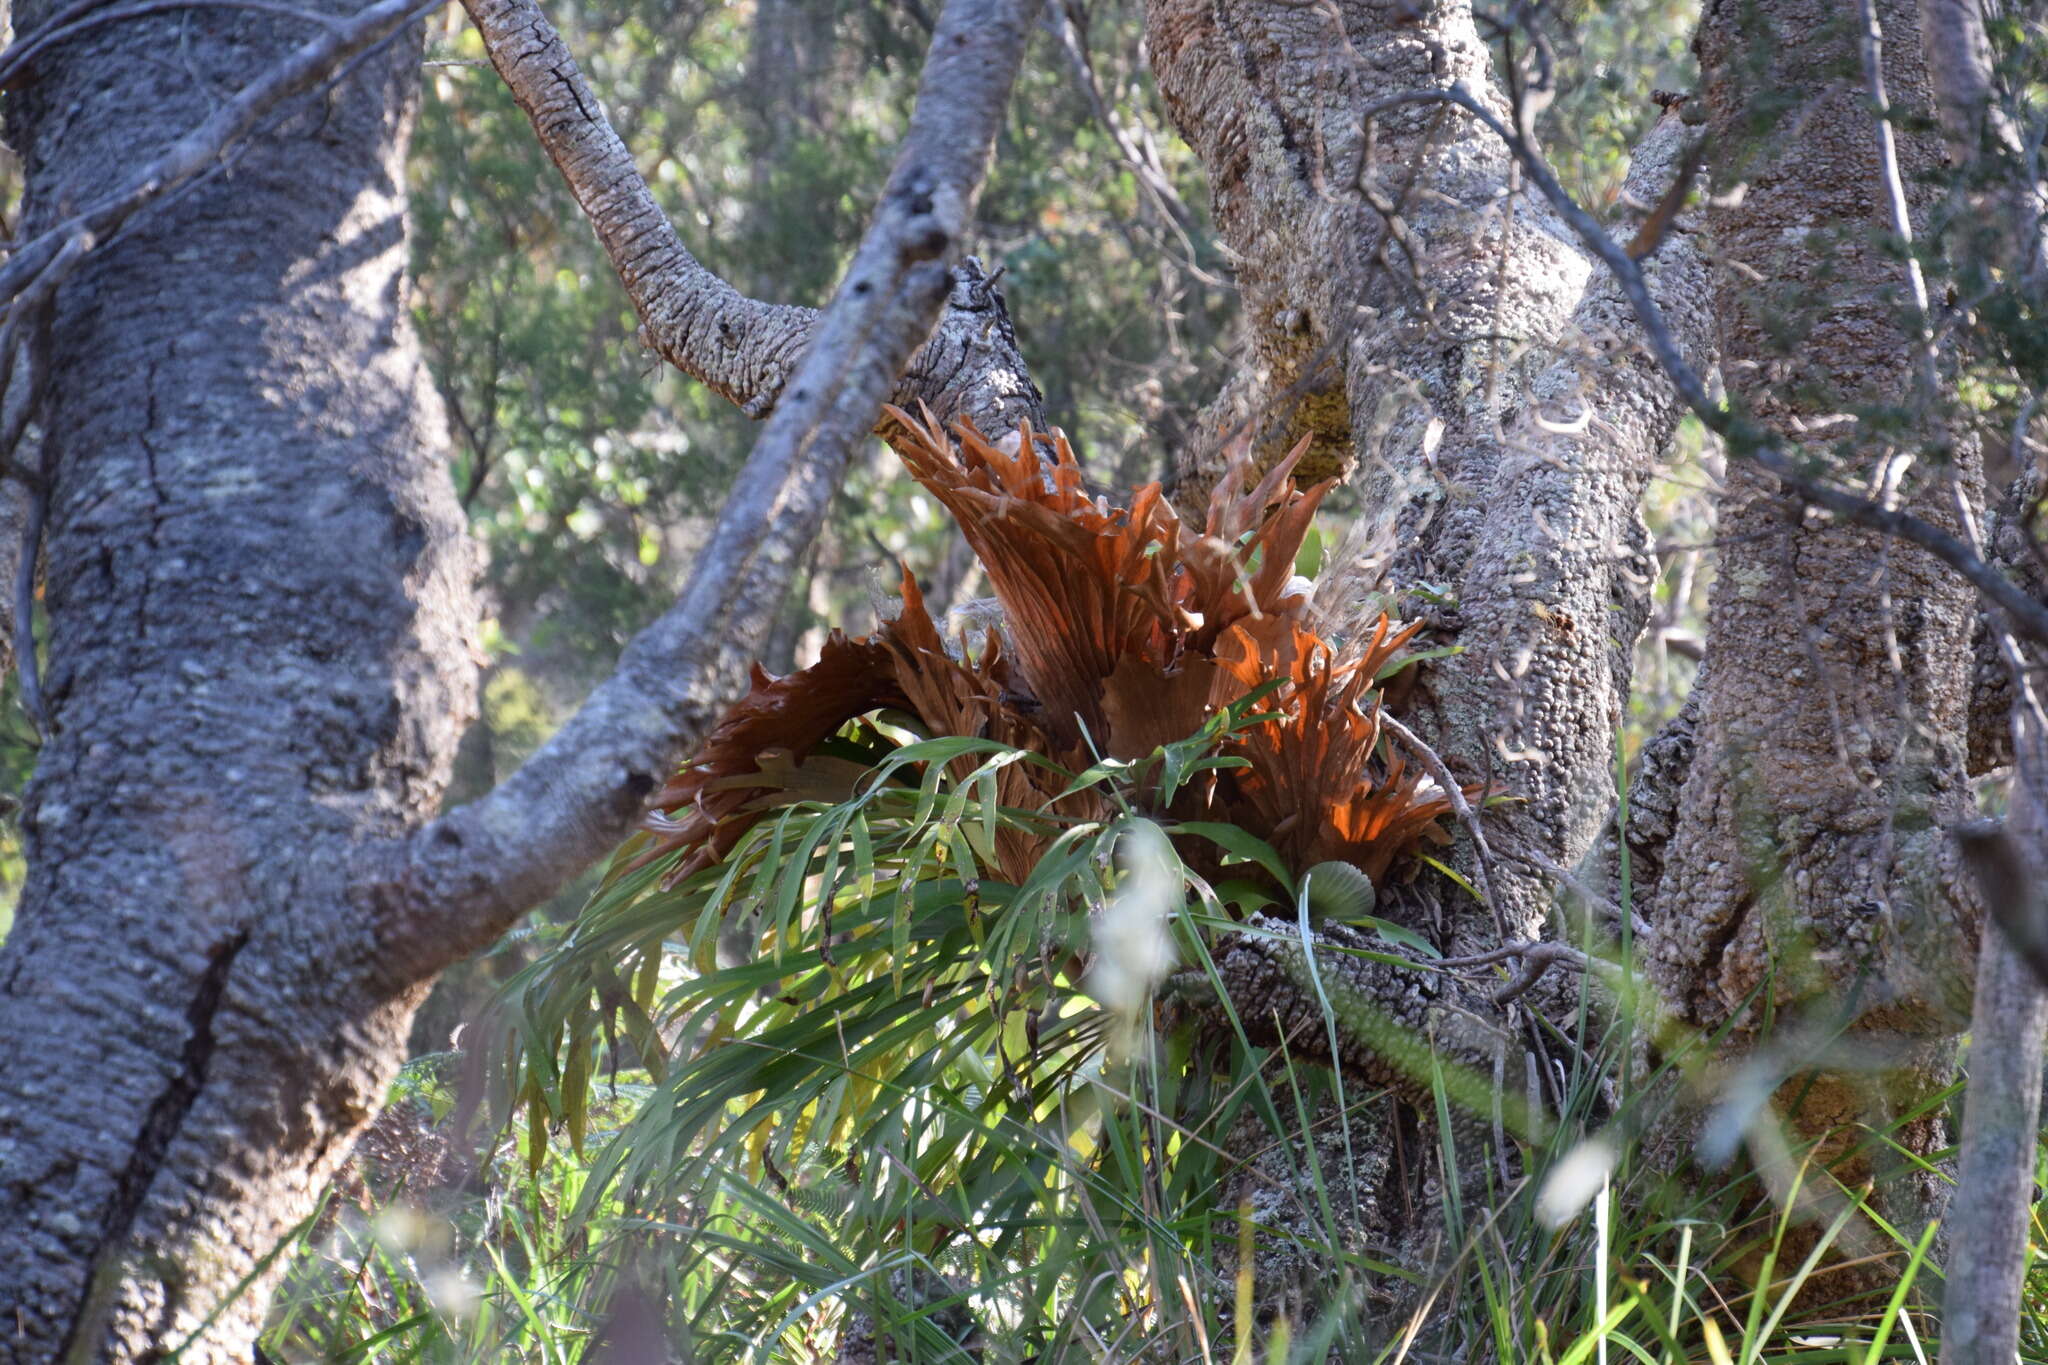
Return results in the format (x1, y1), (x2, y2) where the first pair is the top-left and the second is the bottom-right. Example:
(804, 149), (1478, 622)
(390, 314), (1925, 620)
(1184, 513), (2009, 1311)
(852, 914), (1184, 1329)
(634, 409), (1459, 894)
(480, 418), (1477, 1359)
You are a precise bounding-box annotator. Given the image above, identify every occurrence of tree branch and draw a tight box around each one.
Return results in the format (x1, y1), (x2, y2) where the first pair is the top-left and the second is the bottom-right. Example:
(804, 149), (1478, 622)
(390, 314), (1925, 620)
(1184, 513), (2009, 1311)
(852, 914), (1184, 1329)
(1917, 0), (2004, 164)
(1184, 915), (1518, 1117)
(375, 0), (1035, 972)
(1944, 717), (2048, 1365)
(1417, 105), (1716, 948)
(460, 0), (1041, 437)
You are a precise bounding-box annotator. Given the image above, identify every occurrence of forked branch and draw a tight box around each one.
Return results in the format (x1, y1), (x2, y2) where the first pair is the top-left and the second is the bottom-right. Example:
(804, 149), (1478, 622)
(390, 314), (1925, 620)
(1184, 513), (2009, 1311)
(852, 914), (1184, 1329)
(379, 0), (1035, 971)
(460, 0), (1042, 438)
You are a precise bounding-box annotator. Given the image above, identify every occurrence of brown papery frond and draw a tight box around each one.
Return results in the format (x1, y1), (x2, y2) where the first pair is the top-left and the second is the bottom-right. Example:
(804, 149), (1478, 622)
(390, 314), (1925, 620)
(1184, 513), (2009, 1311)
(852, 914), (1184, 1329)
(1206, 616), (1455, 882)
(634, 565), (1098, 888)
(646, 408), (1462, 900)
(882, 568), (1102, 881)
(886, 403), (1180, 748)
(636, 632), (909, 884)
(882, 406), (1333, 746)
(1177, 432), (1336, 652)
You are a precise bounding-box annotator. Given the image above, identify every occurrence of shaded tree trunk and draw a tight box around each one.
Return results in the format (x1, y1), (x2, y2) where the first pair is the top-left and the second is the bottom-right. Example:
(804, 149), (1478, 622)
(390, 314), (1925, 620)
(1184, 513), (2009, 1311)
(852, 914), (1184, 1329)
(1639, 0), (1978, 1225)
(1138, 0), (1719, 1333)
(1146, 0), (1588, 513)
(0, 5), (478, 1357)
(1144, 0), (1993, 1334)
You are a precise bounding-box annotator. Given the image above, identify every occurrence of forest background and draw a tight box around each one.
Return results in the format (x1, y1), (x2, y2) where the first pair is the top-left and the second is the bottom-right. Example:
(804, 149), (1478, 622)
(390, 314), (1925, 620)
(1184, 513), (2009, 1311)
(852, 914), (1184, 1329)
(6, 0), (2028, 1358)
(0, 0), (1697, 1020)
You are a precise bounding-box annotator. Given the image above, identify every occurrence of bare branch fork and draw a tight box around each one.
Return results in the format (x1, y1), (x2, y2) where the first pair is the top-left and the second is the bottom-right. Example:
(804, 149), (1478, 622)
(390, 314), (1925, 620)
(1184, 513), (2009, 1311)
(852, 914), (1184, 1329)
(458, 0), (1042, 439)
(1435, 940), (1602, 1007)
(375, 0), (1035, 971)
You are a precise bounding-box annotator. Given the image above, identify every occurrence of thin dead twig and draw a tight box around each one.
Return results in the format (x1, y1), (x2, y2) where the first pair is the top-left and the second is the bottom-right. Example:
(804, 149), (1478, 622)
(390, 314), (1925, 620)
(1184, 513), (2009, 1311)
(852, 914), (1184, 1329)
(1378, 710), (1506, 943)
(1435, 939), (1598, 1006)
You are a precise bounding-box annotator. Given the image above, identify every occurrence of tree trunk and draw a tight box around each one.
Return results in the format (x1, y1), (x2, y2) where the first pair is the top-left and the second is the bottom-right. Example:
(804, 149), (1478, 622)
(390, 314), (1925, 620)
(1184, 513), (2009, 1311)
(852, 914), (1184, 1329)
(1145, 0), (1993, 1329)
(0, 4), (477, 1358)
(1640, 0), (1979, 1226)
(0, 0), (2016, 1349)
(0, 0), (1033, 1353)
(1139, 0), (1720, 1333)
(1145, 0), (1588, 515)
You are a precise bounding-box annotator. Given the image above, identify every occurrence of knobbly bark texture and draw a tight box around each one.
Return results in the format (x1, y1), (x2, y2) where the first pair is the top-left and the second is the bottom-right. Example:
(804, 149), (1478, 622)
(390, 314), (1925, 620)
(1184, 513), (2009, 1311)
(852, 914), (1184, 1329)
(1143, 0), (1588, 515)
(0, 4), (478, 1356)
(1967, 471), (2047, 774)
(1641, 0), (1979, 1220)
(1143, 0), (1715, 954)
(1927, 0), (2046, 779)
(1426, 112), (1713, 949)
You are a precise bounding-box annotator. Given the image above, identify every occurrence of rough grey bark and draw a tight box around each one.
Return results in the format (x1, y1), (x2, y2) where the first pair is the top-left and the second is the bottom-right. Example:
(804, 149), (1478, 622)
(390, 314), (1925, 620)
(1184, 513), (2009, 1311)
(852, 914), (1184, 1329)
(1426, 111), (1713, 949)
(1918, 0), (2002, 163)
(0, 3), (477, 1356)
(1967, 470), (2046, 774)
(1142, 0), (1589, 516)
(1643, 0), (1979, 1201)
(0, 0), (2025, 1352)
(1139, 0), (1721, 962)
(0, 0), (442, 310)
(0, 350), (31, 681)
(1144, 0), (1711, 1027)
(1928, 0), (2046, 776)
(1624, 677), (1703, 916)
(1140, 0), (1722, 1333)
(0, 0), (1032, 1358)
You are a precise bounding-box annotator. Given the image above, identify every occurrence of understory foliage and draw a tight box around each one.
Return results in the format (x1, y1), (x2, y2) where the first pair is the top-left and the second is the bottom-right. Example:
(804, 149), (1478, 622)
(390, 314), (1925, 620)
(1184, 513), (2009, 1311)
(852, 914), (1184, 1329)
(472, 419), (1473, 1354)
(260, 425), (2038, 1362)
